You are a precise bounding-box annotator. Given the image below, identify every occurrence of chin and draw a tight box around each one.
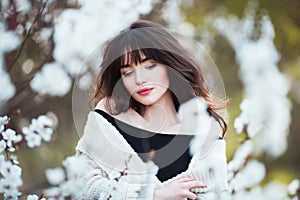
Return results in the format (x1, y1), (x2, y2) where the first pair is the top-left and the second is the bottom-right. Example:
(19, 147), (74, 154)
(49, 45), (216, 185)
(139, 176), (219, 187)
(133, 96), (160, 106)
(137, 99), (158, 106)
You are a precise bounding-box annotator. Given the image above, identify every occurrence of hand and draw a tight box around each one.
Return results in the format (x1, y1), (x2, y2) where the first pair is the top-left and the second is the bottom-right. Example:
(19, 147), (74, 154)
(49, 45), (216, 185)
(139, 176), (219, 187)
(153, 177), (207, 200)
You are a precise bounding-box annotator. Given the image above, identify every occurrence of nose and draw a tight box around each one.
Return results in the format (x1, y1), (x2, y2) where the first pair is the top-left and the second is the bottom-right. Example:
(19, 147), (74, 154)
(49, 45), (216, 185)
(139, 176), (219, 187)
(135, 67), (147, 85)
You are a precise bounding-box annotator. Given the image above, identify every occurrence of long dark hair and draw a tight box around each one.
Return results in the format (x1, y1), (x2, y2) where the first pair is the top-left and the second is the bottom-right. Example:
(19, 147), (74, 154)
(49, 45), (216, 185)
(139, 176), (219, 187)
(93, 20), (229, 136)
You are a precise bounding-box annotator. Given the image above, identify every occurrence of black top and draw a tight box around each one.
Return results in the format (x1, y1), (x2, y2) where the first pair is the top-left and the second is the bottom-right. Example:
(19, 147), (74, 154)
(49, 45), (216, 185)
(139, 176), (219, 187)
(94, 109), (194, 182)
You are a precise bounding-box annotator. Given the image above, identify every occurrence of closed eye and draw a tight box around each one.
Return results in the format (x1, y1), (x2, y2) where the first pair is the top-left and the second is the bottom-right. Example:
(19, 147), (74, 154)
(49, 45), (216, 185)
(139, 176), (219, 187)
(145, 64), (157, 69)
(122, 70), (134, 77)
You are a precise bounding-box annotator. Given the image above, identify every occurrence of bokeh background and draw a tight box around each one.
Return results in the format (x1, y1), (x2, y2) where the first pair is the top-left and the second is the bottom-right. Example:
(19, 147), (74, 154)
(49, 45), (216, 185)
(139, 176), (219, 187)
(1, 0), (299, 196)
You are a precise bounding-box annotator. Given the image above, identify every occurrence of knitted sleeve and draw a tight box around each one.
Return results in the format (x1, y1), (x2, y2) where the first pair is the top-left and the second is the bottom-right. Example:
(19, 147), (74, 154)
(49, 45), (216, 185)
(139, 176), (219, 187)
(72, 151), (156, 200)
(72, 152), (111, 200)
(161, 140), (228, 197)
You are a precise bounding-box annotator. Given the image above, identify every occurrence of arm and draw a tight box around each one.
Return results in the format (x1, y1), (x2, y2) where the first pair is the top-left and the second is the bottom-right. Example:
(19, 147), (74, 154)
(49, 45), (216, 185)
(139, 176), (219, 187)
(160, 140), (228, 195)
(72, 151), (157, 200)
(163, 97), (228, 194)
(72, 151), (123, 200)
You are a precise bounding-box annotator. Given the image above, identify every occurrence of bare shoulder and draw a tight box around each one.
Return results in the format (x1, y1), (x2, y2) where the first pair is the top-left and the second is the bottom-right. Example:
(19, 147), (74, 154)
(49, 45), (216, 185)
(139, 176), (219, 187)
(94, 98), (150, 129)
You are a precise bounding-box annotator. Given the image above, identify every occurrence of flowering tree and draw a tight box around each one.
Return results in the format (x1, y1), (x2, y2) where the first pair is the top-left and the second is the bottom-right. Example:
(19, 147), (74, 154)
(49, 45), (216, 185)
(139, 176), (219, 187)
(164, 0), (299, 199)
(0, 0), (299, 199)
(1, 0), (153, 199)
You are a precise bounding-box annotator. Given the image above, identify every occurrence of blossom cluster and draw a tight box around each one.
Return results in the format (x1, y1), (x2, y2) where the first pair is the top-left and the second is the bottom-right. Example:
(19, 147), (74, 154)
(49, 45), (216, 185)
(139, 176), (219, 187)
(0, 155), (23, 199)
(43, 155), (89, 200)
(0, 117), (22, 199)
(0, 116), (22, 153)
(0, 22), (20, 102)
(0, 114), (54, 199)
(22, 115), (54, 148)
(212, 4), (299, 199)
(30, 0), (154, 96)
(214, 6), (291, 158)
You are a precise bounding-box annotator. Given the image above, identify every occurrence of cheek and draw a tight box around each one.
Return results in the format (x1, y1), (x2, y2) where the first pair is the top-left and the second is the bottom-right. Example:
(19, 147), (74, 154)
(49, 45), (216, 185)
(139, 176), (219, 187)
(122, 78), (135, 93)
(155, 68), (169, 88)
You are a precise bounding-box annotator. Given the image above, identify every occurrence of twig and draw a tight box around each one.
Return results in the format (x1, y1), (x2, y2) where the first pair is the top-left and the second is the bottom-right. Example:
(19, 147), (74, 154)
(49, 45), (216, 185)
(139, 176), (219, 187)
(6, 47), (53, 114)
(7, 0), (49, 72)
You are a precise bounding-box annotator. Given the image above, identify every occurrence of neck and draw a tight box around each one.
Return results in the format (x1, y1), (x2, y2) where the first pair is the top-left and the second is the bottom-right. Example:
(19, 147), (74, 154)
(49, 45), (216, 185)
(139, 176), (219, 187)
(143, 91), (180, 133)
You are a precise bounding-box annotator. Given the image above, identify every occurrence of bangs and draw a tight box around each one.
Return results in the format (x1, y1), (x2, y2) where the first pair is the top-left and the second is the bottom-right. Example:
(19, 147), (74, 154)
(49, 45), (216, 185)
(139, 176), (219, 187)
(116, 28), (168, 69)
(120, 49), (145, 68)
(119, 48), (158, 68)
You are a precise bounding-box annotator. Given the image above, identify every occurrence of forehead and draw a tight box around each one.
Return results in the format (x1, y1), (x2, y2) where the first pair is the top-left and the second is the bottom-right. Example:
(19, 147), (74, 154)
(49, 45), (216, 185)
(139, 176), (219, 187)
(120, 49), (150, 68)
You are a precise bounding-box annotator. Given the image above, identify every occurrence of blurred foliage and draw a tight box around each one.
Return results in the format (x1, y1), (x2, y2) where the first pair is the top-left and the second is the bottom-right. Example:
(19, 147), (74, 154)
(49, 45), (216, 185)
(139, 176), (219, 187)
(2, 0), (299, 194)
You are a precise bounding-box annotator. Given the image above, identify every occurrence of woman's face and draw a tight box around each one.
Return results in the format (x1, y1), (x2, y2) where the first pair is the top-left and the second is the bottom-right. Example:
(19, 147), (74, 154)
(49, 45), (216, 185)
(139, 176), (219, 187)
(120, 56), (170, 106)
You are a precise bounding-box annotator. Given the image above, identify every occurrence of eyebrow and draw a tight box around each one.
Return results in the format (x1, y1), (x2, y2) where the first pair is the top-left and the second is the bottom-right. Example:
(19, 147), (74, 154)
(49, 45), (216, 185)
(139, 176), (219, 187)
(121, 57), (150, 68)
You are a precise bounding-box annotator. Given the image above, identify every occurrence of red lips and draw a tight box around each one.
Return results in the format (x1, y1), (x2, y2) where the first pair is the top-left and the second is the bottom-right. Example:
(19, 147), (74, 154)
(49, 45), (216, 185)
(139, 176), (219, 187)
(137, 87), (154, 95)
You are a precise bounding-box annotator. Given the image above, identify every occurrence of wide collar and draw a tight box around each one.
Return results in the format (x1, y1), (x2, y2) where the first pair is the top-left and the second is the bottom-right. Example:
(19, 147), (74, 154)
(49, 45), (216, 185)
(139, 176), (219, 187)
(78, 98), (222, 184)
(79, 111), (157, 173)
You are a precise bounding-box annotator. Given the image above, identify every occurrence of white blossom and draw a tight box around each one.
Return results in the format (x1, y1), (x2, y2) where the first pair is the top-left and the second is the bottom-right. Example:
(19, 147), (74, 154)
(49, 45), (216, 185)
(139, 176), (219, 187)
(287, 179), (299, 195)
(15, 0), (31, 14)
(214, 8), (291, 158)
(44, 187), (63, 200)
(22, 115), (54, 148)
(177, 97), (212, 155)
(0, 116), (9, 132)
(0, 161), (22, 178)
(233, 186), (263, 200)
(0, 115), (9, 126)
(46, 168), (65, 185)
(37, 28), (53, 41)
(59, 180), (81, 197)
(2, 188), (21, 200)
(0, 140), (6, 154)
(62, 155), (88, 179)
(227, 140), (254, 174)
(27, 194), (39, 200)
(263, 182), (288, 200)
(53, 0), (154, 82)
(0, 22), (21, 53)
(31, 115), (53, 142)
(10, 155), (19, 165)
(78, 72), (93, 90)
(1, 128), (18, 148)
(30, 62), (72, 96)
(0, 21), (21, 102)
(0, 69), (16, 103)
(162, 0), (182, 29)
(0, 159), (23, 198)
(230, 160), (265, 191)
(22, 127), (42, 148)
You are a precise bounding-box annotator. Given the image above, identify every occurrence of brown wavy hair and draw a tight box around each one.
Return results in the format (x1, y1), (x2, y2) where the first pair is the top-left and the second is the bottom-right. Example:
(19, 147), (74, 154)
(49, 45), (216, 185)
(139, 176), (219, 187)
(93, 20), (229, 137)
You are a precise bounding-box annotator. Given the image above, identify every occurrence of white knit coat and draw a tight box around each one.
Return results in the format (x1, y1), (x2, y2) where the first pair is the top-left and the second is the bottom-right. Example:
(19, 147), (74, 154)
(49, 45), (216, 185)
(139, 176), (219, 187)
(73, 98), (228, 199)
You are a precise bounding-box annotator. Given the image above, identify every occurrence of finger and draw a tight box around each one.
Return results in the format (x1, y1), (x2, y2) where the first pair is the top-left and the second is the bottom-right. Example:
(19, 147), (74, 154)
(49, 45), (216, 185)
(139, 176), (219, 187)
(184, 190), (197, 200)
(177, 177), (195, 183)
(182, 180), (207, 189)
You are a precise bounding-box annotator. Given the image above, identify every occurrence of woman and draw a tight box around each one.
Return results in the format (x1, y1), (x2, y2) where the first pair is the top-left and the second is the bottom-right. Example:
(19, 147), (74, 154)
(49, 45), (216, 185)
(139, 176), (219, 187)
(74, 20), (229, 200)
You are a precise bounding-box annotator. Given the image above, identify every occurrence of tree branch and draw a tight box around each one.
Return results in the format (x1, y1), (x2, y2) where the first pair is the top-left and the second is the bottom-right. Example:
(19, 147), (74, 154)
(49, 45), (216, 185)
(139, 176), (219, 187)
(7, 0), (49, 72)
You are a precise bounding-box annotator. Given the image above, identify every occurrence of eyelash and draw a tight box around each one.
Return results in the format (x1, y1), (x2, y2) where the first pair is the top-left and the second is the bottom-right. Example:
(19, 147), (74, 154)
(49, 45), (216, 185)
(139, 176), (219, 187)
(123, 71), (133, 77)
(145, 64), (157, 69)
(122, 64), (157, 77)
